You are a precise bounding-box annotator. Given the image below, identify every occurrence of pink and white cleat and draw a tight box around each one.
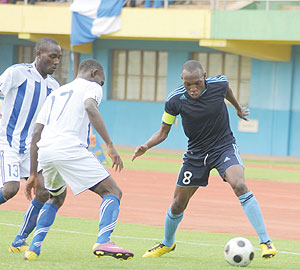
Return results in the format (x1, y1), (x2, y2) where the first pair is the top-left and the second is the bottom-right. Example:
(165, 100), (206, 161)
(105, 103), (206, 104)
(92, 242), (134, 261)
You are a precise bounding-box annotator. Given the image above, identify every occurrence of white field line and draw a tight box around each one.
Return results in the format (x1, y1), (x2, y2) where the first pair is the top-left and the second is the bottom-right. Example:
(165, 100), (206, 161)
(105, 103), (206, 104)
(1, 222), (299, 256)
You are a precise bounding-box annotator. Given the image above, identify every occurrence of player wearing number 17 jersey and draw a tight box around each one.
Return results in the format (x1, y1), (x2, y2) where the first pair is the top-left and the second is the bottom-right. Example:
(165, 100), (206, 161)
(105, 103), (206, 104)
(132, 60), (276, 259)
(23, 58), (133, 261)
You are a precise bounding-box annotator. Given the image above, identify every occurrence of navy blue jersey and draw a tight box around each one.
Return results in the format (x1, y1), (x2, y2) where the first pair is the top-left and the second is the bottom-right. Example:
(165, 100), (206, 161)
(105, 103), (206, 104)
(163, 75), (235, 156)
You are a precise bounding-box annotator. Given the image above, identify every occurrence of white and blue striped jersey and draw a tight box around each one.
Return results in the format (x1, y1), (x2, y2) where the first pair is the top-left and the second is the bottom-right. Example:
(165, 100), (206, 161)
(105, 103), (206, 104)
(36, 78), (103, 159)
(0, 63), (59, 154)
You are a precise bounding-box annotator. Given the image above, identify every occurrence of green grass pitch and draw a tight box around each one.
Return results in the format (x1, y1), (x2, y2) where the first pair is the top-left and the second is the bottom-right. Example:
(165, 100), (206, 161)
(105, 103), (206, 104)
(0, 210), (300, 270)
(112, 149), (300, 183)
(0, 151), (299, 269)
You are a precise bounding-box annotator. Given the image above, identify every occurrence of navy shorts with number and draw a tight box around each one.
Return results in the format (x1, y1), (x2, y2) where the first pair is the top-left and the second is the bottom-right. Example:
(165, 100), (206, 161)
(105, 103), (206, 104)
(176, 143), (244, 187)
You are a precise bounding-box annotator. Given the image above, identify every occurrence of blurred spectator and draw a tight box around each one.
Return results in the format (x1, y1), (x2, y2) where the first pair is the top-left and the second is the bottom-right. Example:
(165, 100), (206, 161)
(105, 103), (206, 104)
(123, 0), (144, 7)
(6, 0), (67, 3)
(144, 0), (174, 8)
(7, 0), (34, 3)
(130, 0), (136, 7)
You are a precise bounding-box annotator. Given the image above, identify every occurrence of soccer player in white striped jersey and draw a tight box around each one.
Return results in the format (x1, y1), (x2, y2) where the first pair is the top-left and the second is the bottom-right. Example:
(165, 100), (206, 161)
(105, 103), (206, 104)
(23, 59), (134, 261)
(0, 37), (62, 252)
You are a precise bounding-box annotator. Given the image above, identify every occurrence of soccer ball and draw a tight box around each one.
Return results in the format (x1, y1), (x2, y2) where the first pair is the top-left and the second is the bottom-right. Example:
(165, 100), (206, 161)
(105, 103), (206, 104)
(224, 237), (255, 267)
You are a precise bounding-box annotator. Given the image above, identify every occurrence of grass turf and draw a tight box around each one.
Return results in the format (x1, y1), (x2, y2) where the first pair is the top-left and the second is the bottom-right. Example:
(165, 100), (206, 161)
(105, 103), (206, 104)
(0, 210), (300, 270)
(103, 149), (300, 183)
(1, 151), (299, 268)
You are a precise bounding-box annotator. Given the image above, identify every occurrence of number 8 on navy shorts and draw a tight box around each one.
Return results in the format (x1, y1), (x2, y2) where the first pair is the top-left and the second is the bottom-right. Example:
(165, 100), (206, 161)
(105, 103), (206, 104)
(176, 144), (244, 187)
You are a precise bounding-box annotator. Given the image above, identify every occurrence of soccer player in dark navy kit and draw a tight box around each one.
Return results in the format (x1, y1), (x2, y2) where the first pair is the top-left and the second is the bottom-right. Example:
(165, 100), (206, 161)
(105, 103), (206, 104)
(132, 60), (276, 259)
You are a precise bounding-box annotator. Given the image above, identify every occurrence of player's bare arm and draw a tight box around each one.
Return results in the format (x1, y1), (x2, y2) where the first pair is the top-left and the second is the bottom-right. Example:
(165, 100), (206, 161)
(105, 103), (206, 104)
(85, 98), (123, 172)
(25, 123), (44, 201)
(132, 123), (171, 161)
(225, 87), (250, 121)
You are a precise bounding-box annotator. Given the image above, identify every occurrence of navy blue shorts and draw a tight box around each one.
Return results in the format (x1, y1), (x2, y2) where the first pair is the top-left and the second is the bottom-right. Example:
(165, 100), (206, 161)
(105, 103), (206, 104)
(176, 144), (244, 187)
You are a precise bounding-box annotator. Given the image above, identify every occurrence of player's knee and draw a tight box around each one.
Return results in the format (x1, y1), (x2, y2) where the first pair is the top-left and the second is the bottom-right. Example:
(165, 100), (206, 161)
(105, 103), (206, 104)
(48, 189), (66, 209)
(111, 186), (122, 200)
(49, 194), (65, 209)
(171, 201), (185, 215)
(2, 182), (20, 200)
(35, 187), (49, 203)
(100, 181), (122, 200)
(233, 182), (248, 197)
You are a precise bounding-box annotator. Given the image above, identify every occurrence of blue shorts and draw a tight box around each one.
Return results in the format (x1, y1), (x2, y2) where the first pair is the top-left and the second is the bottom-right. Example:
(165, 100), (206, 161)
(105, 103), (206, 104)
(176, 144), (244, 187)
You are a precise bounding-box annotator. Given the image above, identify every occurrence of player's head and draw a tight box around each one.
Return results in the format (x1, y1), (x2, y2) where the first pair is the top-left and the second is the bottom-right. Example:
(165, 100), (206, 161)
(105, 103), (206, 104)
(34, 37), (62, 79)
(181, 60), (206, 99)
(77, 59), (105, 86)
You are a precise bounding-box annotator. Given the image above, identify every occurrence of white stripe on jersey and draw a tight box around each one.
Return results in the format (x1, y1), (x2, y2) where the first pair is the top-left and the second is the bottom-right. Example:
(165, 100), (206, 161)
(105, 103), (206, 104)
(36, 78), (102, 154)
(206, 75), (228, 83)
(166, 85), (186, 101)
(0, 63), (59, 154)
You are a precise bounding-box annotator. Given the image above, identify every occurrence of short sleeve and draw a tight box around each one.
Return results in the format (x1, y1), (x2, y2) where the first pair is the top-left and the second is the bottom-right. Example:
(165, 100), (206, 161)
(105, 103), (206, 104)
(220, 75), (229, 95)
(83, 82), (103, 105)
(206, 75), (229, 97)
(162, 99), (180, 125)
(0, 67), (13, 96)
(36, 95), (52, 125)
(165, 99), (180, 117)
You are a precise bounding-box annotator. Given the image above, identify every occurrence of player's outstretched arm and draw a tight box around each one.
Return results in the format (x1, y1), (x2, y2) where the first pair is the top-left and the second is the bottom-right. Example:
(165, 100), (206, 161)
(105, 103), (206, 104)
(85, 98), (123, 172)
(132, 123), (171, 161)
(26, 123), (44, 201)
(225, 87), (250, 121)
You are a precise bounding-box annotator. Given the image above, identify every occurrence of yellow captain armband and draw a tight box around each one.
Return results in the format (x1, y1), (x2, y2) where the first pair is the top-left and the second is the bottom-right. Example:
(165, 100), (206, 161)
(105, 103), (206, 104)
(162, 111), (176, 125)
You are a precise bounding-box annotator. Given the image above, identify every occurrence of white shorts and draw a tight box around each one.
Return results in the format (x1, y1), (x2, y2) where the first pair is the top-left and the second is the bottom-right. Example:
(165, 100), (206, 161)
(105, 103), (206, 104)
(39, 148), (110, 196)
(0, 146), (30, 186)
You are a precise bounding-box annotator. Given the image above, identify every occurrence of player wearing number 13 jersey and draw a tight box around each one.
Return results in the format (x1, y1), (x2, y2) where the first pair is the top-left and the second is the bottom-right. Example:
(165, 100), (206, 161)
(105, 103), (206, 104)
(132, 60), (276, 259)
(0, 38), (62, 254)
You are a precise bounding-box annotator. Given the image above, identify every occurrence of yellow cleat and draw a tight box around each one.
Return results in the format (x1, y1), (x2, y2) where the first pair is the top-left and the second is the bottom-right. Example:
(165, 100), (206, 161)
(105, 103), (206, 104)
(143, 242), (176, 258)
(260, 242), (276, 259)
(8, 243), (29, 253)
(23, 250), (39, 261)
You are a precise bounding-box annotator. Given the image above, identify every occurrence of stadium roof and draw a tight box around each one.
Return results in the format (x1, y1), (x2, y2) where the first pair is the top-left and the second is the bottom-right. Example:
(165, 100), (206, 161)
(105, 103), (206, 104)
(0, 5), (298, 61)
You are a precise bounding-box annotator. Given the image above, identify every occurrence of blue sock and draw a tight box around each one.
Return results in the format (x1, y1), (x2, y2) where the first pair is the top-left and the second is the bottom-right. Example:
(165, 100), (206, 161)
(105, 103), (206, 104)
(239, 191), (270, 243)
(13, 198), (44, 246)
(29, 202), (58, 255)
(162, 206), (183, 247)
(97, 194), (120, 244)
(0, 189), (8, 204)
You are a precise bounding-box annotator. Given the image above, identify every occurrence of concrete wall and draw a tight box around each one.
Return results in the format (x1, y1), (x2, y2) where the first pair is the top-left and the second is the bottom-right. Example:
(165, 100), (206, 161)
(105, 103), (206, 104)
(92, 39), (300, 156)
(289, 46), (300, 156)
(1, 35), (299, 156)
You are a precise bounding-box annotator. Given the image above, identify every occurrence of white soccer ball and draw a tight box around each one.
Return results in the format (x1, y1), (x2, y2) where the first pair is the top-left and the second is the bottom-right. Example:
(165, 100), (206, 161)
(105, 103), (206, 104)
(224, 237), (255, 267)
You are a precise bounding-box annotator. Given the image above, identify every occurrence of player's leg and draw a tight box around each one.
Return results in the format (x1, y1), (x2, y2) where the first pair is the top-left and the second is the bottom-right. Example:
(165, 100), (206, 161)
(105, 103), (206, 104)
(164, 185), (197, 246)
(90, 176), (122, 244)
(10, 171), (49, 253)
(90, 176), (134, 261)
(143, 185), (198, 258)
(0, 181), (20, 203)
(24, 188), (66, 261)
(224, 165), (276, 258)
(54, 149), (133, 260)
(0, 149), (21, 203)
(217, 144), (276, 259)
(24, 161), (66, 261)
(143, 160), (205, 258)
